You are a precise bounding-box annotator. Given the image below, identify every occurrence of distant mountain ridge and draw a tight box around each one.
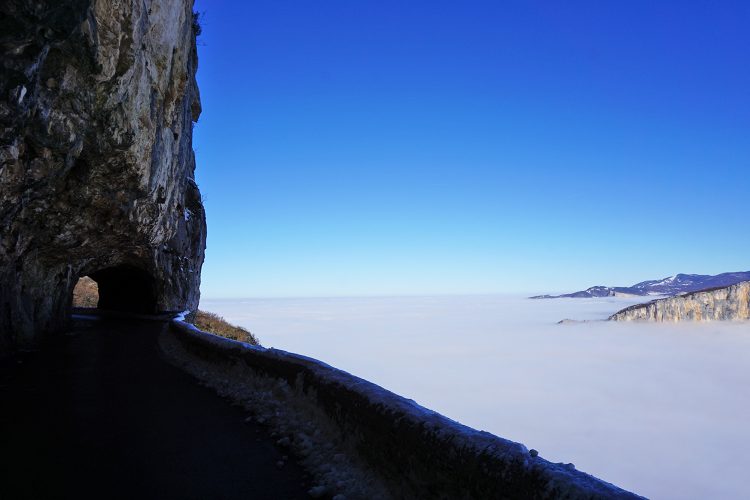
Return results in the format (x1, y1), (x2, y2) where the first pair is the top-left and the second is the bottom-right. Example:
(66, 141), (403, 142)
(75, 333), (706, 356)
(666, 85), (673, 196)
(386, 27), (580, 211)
(531, 271), (750, 299)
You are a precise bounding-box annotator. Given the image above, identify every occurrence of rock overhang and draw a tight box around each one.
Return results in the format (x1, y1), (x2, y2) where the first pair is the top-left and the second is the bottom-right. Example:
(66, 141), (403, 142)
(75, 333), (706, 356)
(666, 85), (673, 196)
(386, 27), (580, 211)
(0, 0), (206, 352)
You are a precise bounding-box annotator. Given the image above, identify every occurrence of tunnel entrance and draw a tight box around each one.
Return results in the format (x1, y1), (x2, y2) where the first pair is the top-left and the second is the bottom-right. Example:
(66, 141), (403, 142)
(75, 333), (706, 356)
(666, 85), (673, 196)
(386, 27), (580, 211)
(74, 265), (158, 314)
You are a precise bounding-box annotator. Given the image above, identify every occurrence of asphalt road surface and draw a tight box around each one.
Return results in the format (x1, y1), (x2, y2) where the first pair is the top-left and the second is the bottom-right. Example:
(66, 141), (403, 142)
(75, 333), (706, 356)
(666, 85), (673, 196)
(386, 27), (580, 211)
(0, 315), (311, 500)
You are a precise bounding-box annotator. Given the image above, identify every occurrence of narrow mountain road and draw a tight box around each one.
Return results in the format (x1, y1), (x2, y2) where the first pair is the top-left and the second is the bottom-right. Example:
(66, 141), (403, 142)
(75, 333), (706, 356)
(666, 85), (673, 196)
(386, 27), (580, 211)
(0, 316), (311, 500)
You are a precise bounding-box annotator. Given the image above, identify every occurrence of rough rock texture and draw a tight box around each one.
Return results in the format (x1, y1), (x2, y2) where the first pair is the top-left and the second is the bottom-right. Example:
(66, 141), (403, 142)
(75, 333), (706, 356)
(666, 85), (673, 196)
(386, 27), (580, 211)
(610, 281), (750, 322)
(0, 0), (205, 352)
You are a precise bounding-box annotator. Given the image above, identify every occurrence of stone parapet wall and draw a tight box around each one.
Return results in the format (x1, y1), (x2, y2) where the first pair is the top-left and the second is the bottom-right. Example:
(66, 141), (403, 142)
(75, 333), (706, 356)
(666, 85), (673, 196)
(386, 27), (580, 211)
(169, 319), (642, 499)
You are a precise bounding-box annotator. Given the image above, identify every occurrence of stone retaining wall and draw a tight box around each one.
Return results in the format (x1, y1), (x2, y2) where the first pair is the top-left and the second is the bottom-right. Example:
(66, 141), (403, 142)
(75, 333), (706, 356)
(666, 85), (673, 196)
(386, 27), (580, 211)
(169, 319), (642, 499)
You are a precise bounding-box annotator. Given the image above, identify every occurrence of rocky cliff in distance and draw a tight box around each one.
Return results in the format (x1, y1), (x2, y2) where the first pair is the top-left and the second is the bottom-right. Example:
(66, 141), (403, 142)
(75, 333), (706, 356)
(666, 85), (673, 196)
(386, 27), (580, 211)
(0, 0), (206, 352)
(610, 281), (750, 322)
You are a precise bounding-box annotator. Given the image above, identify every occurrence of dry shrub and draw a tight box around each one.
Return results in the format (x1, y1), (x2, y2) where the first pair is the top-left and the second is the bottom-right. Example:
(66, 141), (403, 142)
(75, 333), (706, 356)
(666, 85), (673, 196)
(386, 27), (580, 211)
(194, 310), (259, 345)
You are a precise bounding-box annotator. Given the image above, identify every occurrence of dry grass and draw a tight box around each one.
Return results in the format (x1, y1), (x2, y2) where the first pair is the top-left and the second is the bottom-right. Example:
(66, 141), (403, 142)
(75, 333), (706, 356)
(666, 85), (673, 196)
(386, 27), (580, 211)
(194, 310), (260, 345)
(73, 276), (99, 307)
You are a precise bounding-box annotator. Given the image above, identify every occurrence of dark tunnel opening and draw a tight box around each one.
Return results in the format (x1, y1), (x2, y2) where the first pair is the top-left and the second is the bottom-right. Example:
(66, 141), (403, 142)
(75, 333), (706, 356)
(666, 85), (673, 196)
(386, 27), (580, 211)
(84, 265), (158, 314)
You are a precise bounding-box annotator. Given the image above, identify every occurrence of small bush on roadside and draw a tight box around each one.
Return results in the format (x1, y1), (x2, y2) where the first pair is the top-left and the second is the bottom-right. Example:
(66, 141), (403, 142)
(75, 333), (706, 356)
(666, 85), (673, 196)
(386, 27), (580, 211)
(194, 310), (259, 345)
(192, 11), (202, 37)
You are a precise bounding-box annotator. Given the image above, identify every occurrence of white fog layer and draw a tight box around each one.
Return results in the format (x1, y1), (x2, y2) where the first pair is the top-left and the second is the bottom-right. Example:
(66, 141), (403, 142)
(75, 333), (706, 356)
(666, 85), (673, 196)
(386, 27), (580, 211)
(200, 295), (750, 499)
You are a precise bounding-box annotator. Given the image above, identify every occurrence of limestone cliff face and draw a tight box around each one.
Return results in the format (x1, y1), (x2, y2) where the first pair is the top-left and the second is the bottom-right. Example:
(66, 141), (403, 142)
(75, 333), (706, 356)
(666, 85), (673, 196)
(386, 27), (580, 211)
(0, 0), (206, 351)
(610, 282), (750, 322)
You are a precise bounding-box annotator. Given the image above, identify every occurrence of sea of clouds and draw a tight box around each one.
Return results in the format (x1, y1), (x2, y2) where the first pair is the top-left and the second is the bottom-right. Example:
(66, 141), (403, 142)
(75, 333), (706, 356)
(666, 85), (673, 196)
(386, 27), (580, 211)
(200, 294), (750, 499)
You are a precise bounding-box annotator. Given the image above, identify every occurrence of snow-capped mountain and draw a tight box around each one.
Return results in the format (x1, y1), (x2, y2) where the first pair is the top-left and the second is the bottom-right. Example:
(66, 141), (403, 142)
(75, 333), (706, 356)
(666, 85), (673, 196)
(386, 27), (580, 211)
(530, 271), (750, 299)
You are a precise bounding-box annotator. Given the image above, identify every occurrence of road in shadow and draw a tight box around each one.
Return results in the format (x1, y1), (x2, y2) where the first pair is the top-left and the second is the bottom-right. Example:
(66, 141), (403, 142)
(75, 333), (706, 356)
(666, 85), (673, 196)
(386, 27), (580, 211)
(0, 315), (311, 500)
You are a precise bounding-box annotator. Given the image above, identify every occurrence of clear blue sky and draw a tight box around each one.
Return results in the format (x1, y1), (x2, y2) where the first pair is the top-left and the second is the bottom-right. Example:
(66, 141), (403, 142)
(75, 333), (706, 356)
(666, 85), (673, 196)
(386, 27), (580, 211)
(192, 0), (749, 298)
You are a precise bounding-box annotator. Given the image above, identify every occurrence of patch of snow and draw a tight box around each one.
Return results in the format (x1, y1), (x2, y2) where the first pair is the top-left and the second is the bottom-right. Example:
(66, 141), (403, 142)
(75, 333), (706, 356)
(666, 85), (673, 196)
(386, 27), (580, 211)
(647, 275), (676, 288)
(173, 310), (191, 321)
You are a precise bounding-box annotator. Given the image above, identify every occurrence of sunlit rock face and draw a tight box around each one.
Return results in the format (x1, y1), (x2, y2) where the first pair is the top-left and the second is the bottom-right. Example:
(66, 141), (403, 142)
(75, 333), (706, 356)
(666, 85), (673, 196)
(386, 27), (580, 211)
(0, 0), (205, 352)
(610, 282), (750, 322)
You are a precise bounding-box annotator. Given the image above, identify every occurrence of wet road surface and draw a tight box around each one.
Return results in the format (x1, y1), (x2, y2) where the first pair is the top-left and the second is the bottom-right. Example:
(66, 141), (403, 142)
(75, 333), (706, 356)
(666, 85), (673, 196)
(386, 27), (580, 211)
(0, 316), (311, 500)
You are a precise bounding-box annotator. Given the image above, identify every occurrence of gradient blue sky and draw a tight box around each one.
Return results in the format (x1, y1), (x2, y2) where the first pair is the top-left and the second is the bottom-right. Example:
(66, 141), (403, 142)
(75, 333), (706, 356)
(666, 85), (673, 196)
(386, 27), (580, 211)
(192, 0), (749, 298)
